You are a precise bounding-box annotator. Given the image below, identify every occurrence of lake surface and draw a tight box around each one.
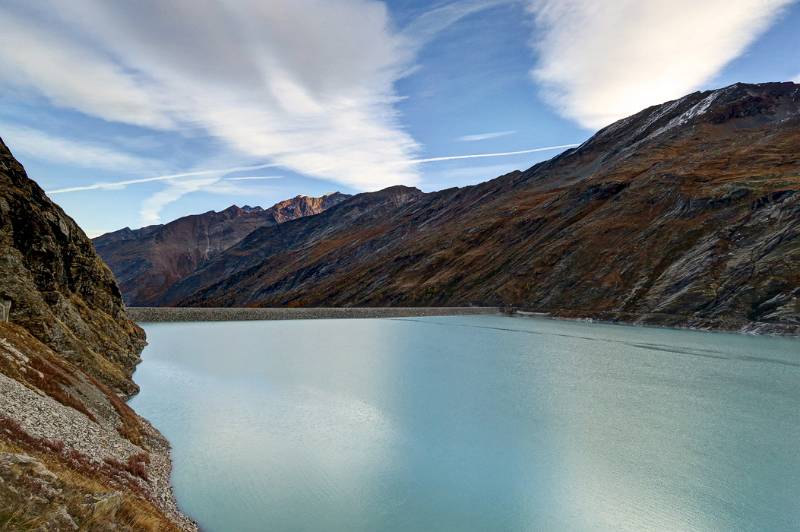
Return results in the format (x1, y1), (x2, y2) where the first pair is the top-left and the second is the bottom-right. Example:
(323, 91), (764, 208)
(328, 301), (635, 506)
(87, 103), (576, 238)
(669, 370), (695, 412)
(130, 316), (800, 531)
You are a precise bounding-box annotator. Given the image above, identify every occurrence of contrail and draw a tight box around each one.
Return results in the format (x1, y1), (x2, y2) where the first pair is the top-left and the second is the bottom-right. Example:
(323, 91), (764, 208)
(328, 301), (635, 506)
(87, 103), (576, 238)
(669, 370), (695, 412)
(409, 143), (580, 164)
(47, 142), (581, 194)
(47, 163), (280, 194)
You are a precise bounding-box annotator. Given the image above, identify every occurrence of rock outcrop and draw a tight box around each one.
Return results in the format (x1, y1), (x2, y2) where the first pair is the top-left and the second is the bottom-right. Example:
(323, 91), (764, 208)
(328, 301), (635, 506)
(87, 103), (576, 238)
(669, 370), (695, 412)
(160, 82), (799, 334)
(0, 137), (195, 530)
(94, 193), (349, 306)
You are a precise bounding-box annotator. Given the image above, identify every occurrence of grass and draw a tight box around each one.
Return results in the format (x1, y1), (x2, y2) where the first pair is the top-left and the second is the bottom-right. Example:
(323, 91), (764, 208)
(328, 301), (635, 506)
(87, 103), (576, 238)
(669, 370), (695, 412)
(0, 421), (179, 531)
(104, 452), (149, 481)
(0, 323), (99, 423)
(0, 322), (147, 447)
(86, 373), (147, 447)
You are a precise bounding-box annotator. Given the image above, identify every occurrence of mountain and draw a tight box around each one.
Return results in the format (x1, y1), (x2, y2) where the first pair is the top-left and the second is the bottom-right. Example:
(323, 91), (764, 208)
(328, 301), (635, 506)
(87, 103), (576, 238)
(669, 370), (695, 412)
(94, 192), (349, 306)
(161, 82), (799, 334)
(0, 138), (195, 529)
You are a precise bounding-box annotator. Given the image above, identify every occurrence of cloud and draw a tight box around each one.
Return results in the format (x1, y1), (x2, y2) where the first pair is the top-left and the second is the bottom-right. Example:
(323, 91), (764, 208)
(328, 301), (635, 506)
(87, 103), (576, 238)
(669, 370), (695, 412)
(46, 143), (580, 194)
(139, 177), (221, 226)
(129, 140), (578, 224)
(47, 163), (279, 194)
(410, 143), (579, 163)
(0, 0), (502, 192)
(793, 73), (800, 83)
(138, 173), (282, 225)
(401, 0), (514, 47)
(526, 0), (795, 129)
(1, 124), (155, 172)
(0, 10), (171, 129)
(457, 130), (516, 142)
(225, 175), (283, 181)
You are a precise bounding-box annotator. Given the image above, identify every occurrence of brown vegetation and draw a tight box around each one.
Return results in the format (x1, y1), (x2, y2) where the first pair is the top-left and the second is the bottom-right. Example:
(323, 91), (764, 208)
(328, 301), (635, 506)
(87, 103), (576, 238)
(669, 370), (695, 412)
(152, 83), (799, 334)
(0, 136), (194, 529)
(0, 426), (177, 531)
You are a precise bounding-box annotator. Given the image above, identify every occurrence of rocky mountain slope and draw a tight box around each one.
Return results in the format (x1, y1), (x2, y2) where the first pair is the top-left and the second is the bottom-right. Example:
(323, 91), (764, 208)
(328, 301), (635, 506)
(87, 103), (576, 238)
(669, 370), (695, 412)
(0, 138), (195, 530)
(162, 82), (799, 334)
(94, 193), (349, 306)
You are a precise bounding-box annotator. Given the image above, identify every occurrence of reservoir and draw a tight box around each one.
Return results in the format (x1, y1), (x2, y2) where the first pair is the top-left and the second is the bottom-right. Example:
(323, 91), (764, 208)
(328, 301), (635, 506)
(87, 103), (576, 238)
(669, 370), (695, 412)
(130, 315), (800, 531)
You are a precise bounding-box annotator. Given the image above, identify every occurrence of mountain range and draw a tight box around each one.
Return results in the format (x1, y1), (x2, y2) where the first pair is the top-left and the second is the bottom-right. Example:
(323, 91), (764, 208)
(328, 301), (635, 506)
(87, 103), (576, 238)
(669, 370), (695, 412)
(94, 193), (349, 306)
(96, 82), (799, 334)
(0, 79), (798, 529)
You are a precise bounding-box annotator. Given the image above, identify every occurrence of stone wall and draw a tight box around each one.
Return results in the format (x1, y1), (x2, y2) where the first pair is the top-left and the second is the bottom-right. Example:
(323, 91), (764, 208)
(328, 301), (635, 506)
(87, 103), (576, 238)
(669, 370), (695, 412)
(127, 306), (503, 322)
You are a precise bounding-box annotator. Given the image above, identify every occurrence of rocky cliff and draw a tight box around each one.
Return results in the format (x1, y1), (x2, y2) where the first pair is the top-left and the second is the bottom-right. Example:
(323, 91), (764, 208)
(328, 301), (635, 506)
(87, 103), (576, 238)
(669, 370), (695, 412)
(0, 138), (195, 530)
(162, 82), (799, 334)
(94, 193), (349, 306)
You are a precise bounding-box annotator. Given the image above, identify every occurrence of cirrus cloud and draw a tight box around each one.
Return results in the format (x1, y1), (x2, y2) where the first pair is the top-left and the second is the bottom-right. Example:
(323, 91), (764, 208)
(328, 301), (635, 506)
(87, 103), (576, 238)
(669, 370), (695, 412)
(457, 130), (516, 142)
(0, 0), (496, 192)
(526, 0), (796, 129)
(0, 124), (157, 172)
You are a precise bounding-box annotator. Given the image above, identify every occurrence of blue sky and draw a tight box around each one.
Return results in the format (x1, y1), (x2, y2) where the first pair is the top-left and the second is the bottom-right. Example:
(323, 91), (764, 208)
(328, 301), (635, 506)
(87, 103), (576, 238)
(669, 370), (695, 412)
(1, 0), (798, 236)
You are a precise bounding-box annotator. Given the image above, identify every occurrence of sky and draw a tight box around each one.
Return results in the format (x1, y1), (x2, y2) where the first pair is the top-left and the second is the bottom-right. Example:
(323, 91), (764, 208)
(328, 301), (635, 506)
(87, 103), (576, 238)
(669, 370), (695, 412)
(1, 0), (799, 236)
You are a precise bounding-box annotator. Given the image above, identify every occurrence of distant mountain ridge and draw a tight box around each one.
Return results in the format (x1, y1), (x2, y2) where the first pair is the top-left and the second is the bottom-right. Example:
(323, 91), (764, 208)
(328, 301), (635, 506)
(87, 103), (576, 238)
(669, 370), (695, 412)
(94, 192), (350, 306)
(147, 81), (799, 334)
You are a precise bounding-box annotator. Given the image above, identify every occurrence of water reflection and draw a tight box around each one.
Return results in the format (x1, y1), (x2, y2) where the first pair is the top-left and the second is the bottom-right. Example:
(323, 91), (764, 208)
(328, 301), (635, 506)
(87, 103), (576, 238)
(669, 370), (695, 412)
(131, 316), (800, 531)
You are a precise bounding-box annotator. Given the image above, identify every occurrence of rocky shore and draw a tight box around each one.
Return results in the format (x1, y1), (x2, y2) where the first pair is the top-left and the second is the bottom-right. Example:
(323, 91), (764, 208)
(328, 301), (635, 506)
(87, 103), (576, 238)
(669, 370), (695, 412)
(0, 363), (194, 530)
(0, 137), (195, 530)
(128, 306), (502, 322)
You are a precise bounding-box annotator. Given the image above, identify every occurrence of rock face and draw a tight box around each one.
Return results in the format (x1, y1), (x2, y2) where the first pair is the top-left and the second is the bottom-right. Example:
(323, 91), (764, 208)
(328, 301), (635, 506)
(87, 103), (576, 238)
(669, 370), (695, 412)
(94, 193), (349, 306)
(0, 138), (146, 396)
(162, 82), (798, 334)
(0, 138), (195, 530)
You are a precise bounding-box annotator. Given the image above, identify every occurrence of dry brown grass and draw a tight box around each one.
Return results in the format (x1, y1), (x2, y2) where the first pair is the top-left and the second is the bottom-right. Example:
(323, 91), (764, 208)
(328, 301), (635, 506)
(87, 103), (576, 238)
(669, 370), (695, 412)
(0, 323), (97, 421)
(86, 373), (147, 447)
(0, 323), (150, 449)
(104, 452), (149, 481)
(0, 421), (178, 531)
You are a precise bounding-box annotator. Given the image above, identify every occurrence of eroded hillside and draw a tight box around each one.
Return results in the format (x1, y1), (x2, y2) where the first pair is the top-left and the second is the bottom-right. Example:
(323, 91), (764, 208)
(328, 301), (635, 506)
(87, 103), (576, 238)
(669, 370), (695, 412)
(164, 83), (799, 334)
(0, 138), (195, 530)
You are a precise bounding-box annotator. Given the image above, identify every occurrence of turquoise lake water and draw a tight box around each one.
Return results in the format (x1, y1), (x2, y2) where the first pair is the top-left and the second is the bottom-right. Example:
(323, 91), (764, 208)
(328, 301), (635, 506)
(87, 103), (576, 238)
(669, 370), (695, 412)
(130, 316), (800, 531)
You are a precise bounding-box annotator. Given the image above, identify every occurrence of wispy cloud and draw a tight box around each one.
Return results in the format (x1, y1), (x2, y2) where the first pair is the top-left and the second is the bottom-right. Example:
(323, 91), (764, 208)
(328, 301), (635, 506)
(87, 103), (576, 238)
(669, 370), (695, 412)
(401, 0), (515, 48)
(526, 0), (795, 129)
(410, 143), (579, 163)
(52, 141), (578, 224)
(139, 177), (219, 226)
(138, 173), (282, 225)
(225, 175), (283, 181)
(46, 162), (284, 224)
(0, 12), (171, 130)
(1, 124), (155, 172)
(47, 142), (579, 195)
(47, 163), (279, 194)
(0, 1), (502, 192)
(457, 130), (516, 142)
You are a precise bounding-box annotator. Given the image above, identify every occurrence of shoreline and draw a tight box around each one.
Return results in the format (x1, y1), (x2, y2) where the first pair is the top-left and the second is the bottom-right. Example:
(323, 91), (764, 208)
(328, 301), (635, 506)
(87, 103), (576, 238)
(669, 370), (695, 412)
(127, 306), (799, 337)
(126, 306), (504, 322)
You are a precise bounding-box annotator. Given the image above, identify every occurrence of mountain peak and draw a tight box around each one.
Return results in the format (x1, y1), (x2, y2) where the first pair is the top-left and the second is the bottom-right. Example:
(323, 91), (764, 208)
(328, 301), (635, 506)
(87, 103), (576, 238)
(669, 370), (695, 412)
(221, 204), (264, 215)
(152, 82), (799, 334)
(554, 81), (800, 184)
(94, 191), (351, 305)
